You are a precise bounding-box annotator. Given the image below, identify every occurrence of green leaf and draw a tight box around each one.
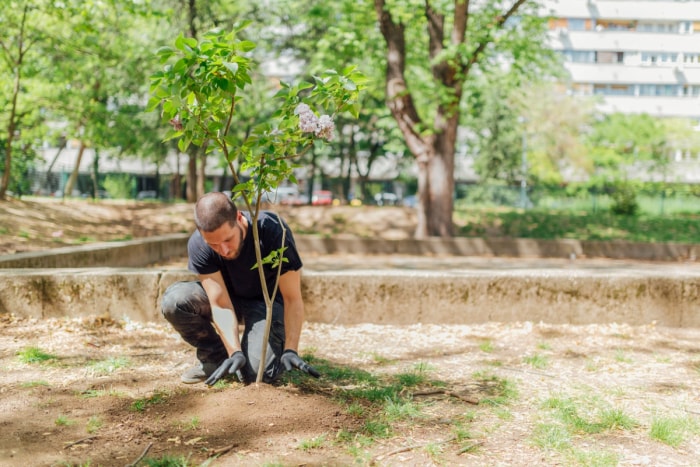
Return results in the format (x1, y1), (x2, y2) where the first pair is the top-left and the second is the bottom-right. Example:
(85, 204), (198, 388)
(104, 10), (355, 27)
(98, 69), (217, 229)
(238, 40), (256, 52)
(177, 137), (189, 152)
(223, 62), (239, 75)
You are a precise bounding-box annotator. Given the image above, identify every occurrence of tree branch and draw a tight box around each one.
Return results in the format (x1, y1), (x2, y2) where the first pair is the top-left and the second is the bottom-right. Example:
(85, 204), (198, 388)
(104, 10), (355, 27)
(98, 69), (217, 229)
(462, 0), (528, 76)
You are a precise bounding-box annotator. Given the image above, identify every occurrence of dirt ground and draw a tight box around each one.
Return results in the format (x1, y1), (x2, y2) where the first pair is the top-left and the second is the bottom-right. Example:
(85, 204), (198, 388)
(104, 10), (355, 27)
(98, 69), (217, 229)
(2, 315), (700, 466)
(0, 197), (417, 255)
(2, 197), (700, 466)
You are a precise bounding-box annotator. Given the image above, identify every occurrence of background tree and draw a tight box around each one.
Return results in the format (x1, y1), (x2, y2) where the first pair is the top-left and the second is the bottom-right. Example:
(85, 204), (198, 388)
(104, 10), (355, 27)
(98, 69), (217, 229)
(585, 113), (671, 182)
(0, 1), (51, 199)
(374, 0), (557, 237)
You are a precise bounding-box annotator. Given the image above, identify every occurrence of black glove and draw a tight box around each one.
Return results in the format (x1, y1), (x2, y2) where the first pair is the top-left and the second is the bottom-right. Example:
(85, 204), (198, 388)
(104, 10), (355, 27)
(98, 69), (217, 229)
(205, 351), (246, 386)
(280, 349), (320, 378)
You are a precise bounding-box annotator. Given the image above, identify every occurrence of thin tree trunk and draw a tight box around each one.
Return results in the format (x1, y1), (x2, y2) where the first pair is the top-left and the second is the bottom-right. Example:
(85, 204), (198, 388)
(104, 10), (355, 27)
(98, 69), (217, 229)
(197, 149), (206, 200)
(64, 141), (87, 197)
(0, 5), (31, 200)
(186, 146), (197, 202)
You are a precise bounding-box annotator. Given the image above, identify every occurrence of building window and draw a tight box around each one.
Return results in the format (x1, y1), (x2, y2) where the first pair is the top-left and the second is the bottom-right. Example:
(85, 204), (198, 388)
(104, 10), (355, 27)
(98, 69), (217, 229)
(684, 53), (700, 65)
(593, 84), (634, 96)
(683, 85), (700, 97)
(641, 52), (679, 66)
(598, 19), (636, 31)
(568, 18), (586, 31)
(596, 51), (624, 64)
(637, 21), (679, 33)
(561, 50), (596, 63)
(639, 84), (681, 96)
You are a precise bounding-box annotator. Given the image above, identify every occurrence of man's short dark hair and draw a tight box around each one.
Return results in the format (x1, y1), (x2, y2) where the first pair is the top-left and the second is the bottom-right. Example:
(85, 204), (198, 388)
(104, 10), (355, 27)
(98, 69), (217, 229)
(194, 192), (238, 232)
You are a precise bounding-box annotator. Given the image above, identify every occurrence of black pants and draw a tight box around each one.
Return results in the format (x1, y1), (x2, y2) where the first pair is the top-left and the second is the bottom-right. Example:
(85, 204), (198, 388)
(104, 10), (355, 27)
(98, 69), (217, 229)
(161, 281), (285, 384)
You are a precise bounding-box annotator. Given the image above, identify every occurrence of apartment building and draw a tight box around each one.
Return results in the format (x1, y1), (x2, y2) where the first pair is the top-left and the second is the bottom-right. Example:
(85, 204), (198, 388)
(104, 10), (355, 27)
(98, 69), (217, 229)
(542, 0), (700, 120)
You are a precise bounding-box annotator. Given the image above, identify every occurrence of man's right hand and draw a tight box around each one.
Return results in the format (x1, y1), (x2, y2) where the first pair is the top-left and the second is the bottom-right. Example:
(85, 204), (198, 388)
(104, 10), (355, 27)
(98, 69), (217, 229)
(205, 351), (246, 386)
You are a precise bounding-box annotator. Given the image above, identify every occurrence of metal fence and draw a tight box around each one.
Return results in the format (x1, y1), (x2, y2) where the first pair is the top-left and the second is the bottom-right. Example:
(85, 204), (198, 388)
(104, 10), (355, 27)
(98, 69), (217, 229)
(457, 184), (700, 216)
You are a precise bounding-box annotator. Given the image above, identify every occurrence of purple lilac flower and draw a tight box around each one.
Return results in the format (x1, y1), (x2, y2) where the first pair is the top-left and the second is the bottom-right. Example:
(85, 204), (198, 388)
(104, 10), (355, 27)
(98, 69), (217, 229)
(315, 114), (335, 140)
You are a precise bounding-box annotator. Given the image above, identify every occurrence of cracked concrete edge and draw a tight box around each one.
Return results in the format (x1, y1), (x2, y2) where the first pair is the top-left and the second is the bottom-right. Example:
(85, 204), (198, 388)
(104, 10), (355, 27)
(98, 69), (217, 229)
(1, 268), (699, 327)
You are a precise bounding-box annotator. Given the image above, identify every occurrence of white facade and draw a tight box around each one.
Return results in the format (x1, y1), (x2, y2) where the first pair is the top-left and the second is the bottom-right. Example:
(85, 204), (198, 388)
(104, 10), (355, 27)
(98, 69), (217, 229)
(542, 0), (700, 120)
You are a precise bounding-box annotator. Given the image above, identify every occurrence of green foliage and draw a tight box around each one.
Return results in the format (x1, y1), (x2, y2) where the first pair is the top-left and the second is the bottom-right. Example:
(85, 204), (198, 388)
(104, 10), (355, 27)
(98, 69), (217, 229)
(103, 175), (135, 200)
(609, 181), (639, 216)
(150, 27), (365, 205)
(468, 80), (524, 184)
(454, 205), (700, 244)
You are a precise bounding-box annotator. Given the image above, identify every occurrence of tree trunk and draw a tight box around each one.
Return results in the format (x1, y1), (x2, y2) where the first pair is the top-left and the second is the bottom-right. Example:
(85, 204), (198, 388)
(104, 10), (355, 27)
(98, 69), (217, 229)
(63, 141), (87, 197)
(186, 146), (197, 202)
(197, 150), (206, 200)
(374, 0), (525, 237)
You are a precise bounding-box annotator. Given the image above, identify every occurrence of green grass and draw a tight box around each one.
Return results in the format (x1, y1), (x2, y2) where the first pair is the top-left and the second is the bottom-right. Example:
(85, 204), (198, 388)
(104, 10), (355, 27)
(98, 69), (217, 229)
(176, 416), (200, 431)
(471, 371), (518, 406)
(523, 353), (549, 369)
(21, 380), (50, 388)
(17, 346), (57, 364)
(531, 423), (571, 450)
(650, 415), (700, 447)
(282, 354), (463, 455)
(86, 416), (102, 434)
(130, 390), (170, 412)
(479, 340), (494, 353)
(541, 396), (638, 434)
(55, 415), (75, 426)
(88, 356), (131, 375)
(141, 455), (192, 467)
(298, 434), (327, 451)
(454, 207), (700, 244)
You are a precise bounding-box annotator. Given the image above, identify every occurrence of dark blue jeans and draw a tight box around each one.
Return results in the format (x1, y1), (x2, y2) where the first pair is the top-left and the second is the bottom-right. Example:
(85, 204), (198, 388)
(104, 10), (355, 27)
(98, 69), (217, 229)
(161, 281), (285, 384)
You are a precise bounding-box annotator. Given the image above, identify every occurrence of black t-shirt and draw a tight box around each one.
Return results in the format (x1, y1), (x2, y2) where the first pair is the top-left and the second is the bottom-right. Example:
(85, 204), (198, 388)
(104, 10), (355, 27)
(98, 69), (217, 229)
(187, 211), (303, 302)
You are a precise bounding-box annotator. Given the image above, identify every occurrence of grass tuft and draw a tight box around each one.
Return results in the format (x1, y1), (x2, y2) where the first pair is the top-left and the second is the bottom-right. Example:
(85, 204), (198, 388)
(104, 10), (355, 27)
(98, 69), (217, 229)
(650, 415), (699, 447)
(17, 346), (57, 364)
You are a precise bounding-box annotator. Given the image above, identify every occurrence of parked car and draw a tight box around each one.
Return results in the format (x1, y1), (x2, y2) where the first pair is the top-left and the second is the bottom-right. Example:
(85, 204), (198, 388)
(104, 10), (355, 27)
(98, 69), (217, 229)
(374, 192), (398, 206)
(402, 195), (417, 208)
(136, 190), (158, 200)
(311, 190), (333, 206)
(263, 186), (301, 205)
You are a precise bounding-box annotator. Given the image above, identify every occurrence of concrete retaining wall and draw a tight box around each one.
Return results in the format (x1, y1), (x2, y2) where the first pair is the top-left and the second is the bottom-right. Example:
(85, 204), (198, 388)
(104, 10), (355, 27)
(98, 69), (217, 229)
(0, 235), (698, 269)
(0, 234), (190, 269)
(1, 268), (698, 327)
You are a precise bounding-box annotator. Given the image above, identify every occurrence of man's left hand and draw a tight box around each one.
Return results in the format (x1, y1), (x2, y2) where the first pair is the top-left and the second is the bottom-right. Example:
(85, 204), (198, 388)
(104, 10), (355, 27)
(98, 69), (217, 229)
(281, 350), (320, 378)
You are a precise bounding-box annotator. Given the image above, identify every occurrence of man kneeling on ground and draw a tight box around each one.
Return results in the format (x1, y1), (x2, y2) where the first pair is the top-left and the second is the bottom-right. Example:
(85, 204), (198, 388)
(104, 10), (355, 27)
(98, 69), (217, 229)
(161, 192), (319, 385)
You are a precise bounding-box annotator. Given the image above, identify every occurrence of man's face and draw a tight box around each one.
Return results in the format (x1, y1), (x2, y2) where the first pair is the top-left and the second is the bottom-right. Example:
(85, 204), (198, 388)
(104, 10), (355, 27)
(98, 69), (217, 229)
(201, 216), (245, 260)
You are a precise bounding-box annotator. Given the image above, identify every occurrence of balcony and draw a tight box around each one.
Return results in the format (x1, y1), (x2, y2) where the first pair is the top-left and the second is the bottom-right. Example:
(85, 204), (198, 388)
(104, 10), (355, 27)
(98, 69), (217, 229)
(549, 30), (700, 53)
